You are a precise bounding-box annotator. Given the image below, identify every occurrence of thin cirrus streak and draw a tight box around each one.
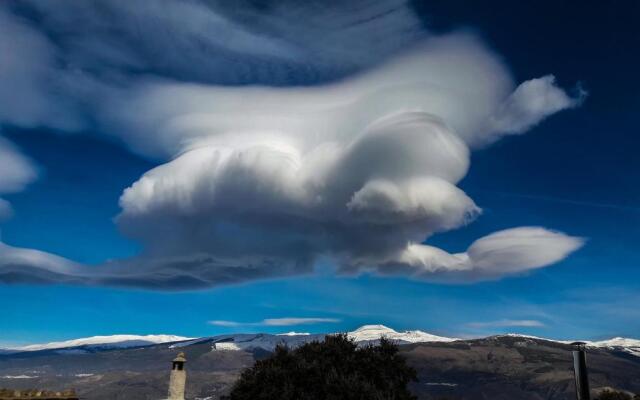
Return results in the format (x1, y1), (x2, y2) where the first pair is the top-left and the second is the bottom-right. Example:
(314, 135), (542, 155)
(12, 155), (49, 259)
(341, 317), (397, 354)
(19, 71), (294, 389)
(466, 319), (546, 329)
(208, 318), (341, 327)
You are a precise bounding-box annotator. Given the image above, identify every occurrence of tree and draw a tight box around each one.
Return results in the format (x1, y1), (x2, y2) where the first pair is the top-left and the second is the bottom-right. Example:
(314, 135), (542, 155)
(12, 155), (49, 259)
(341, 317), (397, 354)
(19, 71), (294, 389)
(223, 334), (418, 400)
(595, 389), (633, 400)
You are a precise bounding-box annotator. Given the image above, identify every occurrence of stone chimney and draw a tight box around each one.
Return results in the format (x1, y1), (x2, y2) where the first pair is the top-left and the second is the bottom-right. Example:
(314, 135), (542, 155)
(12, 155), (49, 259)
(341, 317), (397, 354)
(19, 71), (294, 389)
(167, 352), (187, 400)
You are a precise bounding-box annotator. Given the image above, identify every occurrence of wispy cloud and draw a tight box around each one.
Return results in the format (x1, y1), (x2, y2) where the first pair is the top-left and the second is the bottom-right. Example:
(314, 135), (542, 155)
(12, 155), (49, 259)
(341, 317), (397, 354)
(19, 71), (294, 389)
(207, 320), (244, 328)
(208, 317), (340, 328)
(262, 318), (340, 326)
(466, 319), (546, 329)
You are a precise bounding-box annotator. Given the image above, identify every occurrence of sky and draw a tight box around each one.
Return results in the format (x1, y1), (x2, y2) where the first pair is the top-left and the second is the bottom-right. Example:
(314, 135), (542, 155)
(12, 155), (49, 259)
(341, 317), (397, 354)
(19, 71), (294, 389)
(0, 0), (639, 346)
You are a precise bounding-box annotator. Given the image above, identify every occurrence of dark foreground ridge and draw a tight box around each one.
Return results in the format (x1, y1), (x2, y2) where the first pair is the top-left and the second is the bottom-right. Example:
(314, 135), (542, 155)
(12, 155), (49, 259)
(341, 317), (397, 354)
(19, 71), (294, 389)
(1, 335), (639, 399)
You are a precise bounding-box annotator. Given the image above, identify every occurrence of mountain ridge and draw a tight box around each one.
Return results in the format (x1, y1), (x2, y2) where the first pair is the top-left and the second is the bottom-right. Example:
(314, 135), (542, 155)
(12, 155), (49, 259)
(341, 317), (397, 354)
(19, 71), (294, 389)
(3, 334), (192, 353)
(3, 325), (639, 357)
(1, 326), (639, 400)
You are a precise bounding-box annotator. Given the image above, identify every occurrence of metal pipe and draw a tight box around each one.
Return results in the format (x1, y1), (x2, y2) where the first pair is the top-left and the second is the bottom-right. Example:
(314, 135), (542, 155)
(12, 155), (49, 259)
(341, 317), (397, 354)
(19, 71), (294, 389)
(571, 342), (591, 400)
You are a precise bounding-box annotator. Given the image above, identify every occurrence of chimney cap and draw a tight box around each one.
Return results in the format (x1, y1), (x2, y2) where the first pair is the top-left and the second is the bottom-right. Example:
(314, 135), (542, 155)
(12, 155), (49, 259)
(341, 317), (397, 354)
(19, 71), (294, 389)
(173, 352), (186, 362)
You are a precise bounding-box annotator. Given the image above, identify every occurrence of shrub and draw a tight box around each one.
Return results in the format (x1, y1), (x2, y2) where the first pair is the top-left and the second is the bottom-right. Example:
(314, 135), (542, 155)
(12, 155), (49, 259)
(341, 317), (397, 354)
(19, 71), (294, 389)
(223, 334), (417, 400)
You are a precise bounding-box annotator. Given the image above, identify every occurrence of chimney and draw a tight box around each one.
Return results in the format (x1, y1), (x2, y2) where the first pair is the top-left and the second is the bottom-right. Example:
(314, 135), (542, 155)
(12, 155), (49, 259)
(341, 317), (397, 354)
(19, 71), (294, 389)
(571, 342), (591, 400)
(167, 352), (187, 400)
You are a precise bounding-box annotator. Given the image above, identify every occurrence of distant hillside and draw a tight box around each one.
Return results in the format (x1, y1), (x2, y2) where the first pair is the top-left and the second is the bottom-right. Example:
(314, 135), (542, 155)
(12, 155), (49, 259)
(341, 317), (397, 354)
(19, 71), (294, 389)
(1, 327), (638, 399)
(7, 335), (192, 353)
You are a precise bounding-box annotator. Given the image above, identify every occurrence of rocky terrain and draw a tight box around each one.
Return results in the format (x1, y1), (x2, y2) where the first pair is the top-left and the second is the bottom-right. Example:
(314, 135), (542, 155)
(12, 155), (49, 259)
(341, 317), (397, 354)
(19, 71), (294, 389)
(1, 326), (638, 399)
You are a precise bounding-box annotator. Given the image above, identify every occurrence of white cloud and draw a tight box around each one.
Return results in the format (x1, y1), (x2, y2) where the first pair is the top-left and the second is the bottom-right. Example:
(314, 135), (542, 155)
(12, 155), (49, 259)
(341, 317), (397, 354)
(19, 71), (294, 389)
(15, 0), (424, 86)
(0, 136), (38, 221)
(0, 9), (83, 131)
(263, 318), (340, 326)
(208, 320), (243, 328)
(0, 227), (583, 289)
(0, 1), (585, 289)
(99, 34), (516, 158)
(466, 319), (546, 329)
(466, 227), (585, 274)
(381, 227), (584, 282)
(208, 318), (340, 327)
(483, 75), (586, 143)
(0, 240), (313, 289)
(0, 0), (426, 138)
(0, 137), (37, 194)
(0, 198), (13, 221)
(107, 34), (582, 286)
(114, 109), (480, 272)
(0, 241), (82, 284)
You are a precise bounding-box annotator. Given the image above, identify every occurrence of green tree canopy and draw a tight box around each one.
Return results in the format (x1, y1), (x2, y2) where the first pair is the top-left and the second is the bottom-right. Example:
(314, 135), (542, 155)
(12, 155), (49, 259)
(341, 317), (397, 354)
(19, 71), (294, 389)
(223, 334), (417, 400)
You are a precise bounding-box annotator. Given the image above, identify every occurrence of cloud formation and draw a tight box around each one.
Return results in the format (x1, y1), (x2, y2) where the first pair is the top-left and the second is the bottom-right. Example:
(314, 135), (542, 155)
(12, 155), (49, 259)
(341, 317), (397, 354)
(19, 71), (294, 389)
(485, 75), (586, 143)
(466, 319), (546, 329)
(0, 241), (81, 285)
(381, 227), (584, 283)
(0, 0), (585, 289)
(0, 241), (306, 290)
(208, 318), (340, 328)
(0, 136), (37, 220)
(12, 0), (424, 86)
(0, 8), (82, 131)
(0, 226), (582, 289)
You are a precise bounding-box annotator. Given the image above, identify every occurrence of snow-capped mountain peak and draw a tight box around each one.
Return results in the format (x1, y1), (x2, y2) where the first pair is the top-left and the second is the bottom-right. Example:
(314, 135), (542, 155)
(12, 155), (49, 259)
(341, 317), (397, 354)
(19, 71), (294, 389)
(587, 337), (640, 348)
(585, 337), (640, 357)
(348, 325), (456, 343)
(353, 324), (394, 331)
(349, 324), (396, 339)
(14, 334), (192, 352)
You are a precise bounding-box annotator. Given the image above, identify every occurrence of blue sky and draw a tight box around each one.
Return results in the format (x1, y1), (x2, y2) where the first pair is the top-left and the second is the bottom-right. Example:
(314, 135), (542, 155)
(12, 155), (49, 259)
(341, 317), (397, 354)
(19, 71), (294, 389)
(0, 0), (639, 345)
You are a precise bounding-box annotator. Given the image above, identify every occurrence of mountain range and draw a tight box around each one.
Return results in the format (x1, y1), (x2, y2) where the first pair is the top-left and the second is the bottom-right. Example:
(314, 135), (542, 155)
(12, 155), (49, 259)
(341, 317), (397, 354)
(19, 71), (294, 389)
(1, 325), (639, 399)
(3, 325), (638, 357)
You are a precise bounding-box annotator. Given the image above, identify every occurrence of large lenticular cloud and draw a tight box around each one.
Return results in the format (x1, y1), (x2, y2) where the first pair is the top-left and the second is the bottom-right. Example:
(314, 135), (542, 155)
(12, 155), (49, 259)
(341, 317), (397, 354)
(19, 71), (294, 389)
(110, 34), (584, 286)
(0, 0), (585, 289)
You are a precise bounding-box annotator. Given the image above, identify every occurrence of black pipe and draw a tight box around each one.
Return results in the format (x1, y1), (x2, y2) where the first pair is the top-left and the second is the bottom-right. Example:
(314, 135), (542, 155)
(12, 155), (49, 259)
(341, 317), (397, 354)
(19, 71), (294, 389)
(571, 342), (591, 400)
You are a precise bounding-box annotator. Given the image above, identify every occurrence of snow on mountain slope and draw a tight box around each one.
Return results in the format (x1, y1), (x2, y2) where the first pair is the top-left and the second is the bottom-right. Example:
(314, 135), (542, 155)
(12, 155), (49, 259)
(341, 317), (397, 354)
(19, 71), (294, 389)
(586, 337), (640, 357)
(277, 332), (310, 336)
(493, 334), (640, 358)
(588, 337), (640, 348)
(348, 325), (457, 343)
(204, 325), (456, 352)
(6, 327), (638, 358)
(210, 333), (325, 352)
(14, 334), (192, 351)
(498, 333), (556, 341)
